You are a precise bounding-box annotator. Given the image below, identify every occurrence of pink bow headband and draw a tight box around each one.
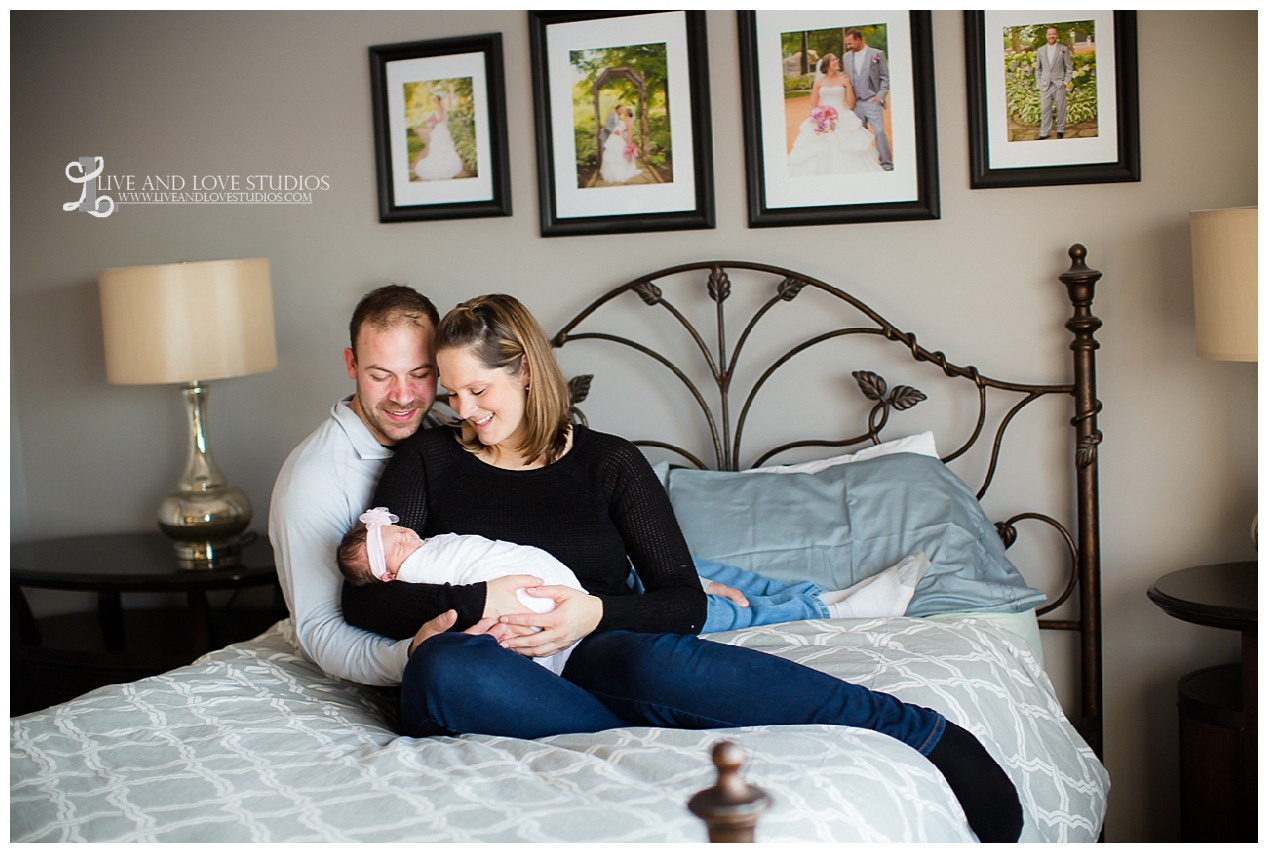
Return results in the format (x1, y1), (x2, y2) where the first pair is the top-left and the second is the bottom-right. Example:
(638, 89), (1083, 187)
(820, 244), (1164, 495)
(359, 507), (399, 580)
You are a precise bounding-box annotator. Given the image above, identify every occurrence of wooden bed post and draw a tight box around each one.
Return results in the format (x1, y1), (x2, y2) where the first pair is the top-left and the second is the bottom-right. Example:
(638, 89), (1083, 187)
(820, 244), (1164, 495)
(688, 741), (771, 842)
(1059, 244), (1104, 760)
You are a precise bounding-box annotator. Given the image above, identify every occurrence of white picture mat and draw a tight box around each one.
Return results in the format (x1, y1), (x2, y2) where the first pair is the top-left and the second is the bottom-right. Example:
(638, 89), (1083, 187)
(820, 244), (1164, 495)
(547, 12), (697, 219)
(984, 10), (1118, 170)
(387, 51), (493, 206)
(755, 10), (918, 210)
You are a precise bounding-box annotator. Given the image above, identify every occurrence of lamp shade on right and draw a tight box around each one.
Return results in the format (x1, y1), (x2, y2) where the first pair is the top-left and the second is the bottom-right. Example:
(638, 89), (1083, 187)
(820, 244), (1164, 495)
(1190, 207), (1257, 362)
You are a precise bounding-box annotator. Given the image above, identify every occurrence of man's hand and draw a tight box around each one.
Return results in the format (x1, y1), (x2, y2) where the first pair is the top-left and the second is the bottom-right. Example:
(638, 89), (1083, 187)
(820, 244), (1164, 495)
(497, 586), (603, 658)
(705, 581), (749, 607)
(407, 609), (537, 657)
(409, 609), (458, 656)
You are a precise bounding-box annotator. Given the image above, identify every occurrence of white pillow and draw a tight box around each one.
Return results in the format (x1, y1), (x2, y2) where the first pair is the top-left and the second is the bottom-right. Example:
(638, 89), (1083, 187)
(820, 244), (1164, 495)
(747, 431), (939, 475)
(648, 432), (938, 486)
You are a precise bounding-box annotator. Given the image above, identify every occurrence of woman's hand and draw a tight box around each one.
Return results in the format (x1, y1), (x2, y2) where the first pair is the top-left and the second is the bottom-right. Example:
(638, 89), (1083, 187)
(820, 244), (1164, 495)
(482, 574), (545, 619)
(842, 76), (857, 110)
(705, 581), (749, 607)
(496, 586), (603, 658)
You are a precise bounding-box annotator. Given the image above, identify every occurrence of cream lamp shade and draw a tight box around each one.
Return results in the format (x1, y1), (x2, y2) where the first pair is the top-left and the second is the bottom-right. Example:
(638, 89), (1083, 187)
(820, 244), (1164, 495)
(99, 257), (277, 384)
(1190, 207), (1257, 362)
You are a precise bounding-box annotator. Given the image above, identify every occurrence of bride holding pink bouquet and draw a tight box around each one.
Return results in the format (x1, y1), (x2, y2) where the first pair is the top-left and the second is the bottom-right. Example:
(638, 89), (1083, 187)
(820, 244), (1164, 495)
(787, 54), (883, 177)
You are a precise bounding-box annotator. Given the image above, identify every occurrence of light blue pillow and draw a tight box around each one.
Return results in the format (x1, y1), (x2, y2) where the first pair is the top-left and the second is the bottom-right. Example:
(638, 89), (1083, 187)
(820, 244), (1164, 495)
(651, 459), (671, 489)
(666, 453), (1045, 616)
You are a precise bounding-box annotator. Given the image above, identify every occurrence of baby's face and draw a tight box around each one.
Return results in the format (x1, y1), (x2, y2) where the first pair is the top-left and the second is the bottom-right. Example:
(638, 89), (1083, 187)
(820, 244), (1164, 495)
(378, 524), (423, 578)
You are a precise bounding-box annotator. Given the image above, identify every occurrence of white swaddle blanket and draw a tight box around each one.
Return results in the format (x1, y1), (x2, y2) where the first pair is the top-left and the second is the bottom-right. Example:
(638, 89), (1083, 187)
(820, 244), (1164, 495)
(396, 532), (586, 675)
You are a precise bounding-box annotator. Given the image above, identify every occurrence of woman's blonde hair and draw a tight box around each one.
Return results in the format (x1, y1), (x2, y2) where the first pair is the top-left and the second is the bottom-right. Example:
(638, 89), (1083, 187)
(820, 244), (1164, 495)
(437, 294), (571, 464)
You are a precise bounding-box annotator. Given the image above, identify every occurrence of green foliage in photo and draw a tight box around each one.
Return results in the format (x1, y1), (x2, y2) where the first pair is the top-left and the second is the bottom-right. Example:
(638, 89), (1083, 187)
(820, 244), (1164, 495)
(1004, 50), (1098, 126)
(779, 24), (887, 76)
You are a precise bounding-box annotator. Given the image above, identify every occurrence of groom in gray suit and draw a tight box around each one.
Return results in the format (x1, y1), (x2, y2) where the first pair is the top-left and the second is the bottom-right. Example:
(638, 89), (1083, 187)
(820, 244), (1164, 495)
(598, 104), (624, 167)
(843, 29), (892, 171)
(1034, 27), (1073, 139)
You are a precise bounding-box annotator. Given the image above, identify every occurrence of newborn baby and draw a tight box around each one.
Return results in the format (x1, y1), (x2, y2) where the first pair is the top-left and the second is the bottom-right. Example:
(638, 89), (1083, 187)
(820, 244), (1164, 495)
(337, 508), (586, 675)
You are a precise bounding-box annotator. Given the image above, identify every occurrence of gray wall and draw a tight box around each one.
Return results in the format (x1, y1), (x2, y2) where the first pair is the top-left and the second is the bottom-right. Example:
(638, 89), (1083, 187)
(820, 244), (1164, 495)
(10, 10), (1257, 841)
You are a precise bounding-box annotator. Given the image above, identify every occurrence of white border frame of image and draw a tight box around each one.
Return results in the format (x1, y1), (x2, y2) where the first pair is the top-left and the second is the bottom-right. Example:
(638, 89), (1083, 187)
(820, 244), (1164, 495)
(984, 10), (1118, 170)
(755, 10), (918, 211)
(387, 51), (494, 206)
(547, 12), (697, 219)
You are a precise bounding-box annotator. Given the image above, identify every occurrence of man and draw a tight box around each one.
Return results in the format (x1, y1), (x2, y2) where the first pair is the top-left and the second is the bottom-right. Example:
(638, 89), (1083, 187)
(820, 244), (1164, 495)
(1034, 26), (1073, 140)
(598, 104), (624, 167)
(269, 286), (459, 685)
(843, 29), (892, 171)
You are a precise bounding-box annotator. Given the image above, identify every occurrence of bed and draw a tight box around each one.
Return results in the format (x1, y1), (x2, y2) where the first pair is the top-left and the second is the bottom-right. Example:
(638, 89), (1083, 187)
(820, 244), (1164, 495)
(11, 247), (1109, 842)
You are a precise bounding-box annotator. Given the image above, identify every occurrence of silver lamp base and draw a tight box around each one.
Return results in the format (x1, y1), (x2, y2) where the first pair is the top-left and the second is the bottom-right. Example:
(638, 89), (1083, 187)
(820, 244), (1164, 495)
(158, 381), (253, 569)
(158, 485), (252, 569)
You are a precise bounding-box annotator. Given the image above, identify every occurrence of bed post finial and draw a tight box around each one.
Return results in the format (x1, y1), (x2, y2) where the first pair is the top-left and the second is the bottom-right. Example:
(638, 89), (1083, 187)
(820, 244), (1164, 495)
(1059, 243), (1104, 760)
(688, 741), (771, 842)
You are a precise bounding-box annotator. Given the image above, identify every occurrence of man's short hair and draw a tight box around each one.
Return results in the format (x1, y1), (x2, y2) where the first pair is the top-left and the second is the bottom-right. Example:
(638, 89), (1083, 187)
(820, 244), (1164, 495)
(845, 28), (864, 41)
(349, 285), (440, 356)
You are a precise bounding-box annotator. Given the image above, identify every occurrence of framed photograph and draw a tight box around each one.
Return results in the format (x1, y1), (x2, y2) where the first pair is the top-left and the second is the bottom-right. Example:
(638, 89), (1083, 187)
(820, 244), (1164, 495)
(528, 11), (715, 237)
(369, 33), (511, 223)
(738, 11), (939, 228)
(965, 11), (1140, 189)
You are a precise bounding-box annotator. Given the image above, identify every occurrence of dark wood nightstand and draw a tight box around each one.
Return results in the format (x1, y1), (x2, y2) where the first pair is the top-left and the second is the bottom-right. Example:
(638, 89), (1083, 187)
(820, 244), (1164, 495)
(1147, 561), (1257, 842)
(11, 531), (287, 717)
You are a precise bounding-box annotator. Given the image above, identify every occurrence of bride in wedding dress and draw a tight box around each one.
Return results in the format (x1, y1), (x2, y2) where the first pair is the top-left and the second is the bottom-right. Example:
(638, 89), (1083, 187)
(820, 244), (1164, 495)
(599, 108), (642, 185)
(414, 95), (465, 181)
(787, 54), (882, 177)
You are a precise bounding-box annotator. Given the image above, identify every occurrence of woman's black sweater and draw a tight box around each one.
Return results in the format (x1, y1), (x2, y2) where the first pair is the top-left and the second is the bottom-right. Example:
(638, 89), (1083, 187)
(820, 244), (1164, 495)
(341, 424), (707, 639)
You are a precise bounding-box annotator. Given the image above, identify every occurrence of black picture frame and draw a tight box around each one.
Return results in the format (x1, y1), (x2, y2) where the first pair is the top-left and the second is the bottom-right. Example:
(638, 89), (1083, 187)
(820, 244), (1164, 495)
(738, 11), (939, 228)
(369, 33), (511, 223)
(965, 11), (1140, 189)
(528, 11), (715, 237)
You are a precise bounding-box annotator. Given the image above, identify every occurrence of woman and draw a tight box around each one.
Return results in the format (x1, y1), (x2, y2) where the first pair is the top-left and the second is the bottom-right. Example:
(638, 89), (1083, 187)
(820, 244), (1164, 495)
(599, 106), (641, 185)
(787, 54), (883, 177)
(342, 294), (1023, 843)
(413, 95), (464, 181)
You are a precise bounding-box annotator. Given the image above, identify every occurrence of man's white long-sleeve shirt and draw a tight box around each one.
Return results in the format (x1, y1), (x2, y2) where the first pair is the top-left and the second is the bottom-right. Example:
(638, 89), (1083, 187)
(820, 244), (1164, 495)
(269, 397), (411, 685)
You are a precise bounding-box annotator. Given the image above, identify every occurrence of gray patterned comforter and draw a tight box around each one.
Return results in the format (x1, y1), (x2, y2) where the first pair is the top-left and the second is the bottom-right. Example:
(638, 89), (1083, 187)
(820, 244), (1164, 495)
(11, 616), (1107, 842)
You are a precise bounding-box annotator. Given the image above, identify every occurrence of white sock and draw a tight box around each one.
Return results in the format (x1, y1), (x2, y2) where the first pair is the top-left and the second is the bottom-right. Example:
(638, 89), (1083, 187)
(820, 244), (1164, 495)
(824, 552), (931, 619)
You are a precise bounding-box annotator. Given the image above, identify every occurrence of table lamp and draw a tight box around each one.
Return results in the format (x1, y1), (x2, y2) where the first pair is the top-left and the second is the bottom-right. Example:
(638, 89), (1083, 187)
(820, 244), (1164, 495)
(1190, 207), (1256, 362)
(1190, 206), (1258, 546)
(99, 258), (277, 568)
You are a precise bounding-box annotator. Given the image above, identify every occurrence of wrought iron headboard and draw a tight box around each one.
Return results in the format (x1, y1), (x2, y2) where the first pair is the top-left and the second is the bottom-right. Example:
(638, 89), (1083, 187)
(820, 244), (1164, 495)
(551, 245), (1104, 759)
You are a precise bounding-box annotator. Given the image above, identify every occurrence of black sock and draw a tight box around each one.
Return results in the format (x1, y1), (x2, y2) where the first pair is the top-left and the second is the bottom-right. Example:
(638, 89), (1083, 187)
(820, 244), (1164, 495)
(925, 720), (1024, 842)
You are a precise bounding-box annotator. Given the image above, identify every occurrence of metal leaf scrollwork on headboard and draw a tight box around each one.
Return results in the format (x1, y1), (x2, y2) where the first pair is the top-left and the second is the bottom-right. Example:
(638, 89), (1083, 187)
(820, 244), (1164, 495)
(568, 374), (593, 426)
(1076, 431), (1102, 470)
(777, 277), (805, 302)
(852, 370), (927, 438)
(632, 281), (662, 306)
(707, 268), (731, 303)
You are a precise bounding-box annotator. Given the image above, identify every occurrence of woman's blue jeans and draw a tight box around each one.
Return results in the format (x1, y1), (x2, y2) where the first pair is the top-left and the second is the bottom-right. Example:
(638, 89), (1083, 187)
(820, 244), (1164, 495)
(401, 630), (945, 754)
